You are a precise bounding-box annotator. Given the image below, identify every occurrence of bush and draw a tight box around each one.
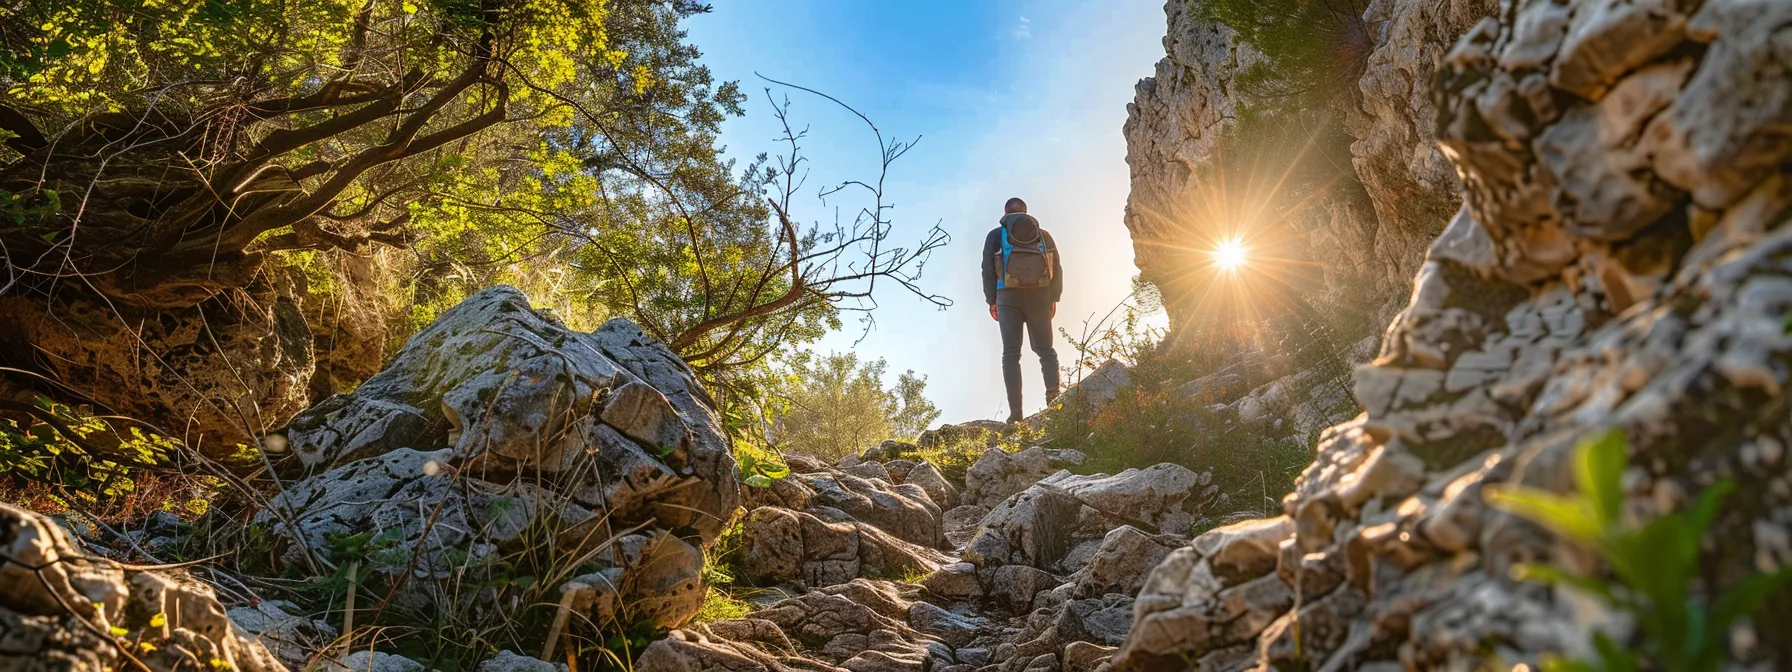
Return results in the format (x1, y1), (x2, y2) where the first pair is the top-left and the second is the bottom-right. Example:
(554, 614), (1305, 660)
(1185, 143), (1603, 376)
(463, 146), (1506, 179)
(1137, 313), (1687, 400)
(1044, 286), (1355, 519)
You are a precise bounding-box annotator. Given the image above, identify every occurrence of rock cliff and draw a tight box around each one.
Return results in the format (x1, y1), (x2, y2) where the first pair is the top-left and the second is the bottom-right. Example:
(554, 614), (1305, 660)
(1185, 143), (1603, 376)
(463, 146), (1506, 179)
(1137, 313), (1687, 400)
(1124, 0), (1500, 331)
(1112, 0), (1792, 668)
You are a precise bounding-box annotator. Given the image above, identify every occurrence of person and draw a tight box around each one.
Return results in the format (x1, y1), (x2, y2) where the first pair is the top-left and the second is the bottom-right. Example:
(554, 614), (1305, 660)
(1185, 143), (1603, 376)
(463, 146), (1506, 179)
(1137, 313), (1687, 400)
(981, 197), (1064, 423)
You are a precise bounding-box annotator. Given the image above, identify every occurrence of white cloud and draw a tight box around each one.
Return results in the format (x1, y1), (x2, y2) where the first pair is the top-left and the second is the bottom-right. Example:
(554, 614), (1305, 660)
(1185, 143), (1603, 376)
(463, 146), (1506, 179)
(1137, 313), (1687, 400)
(1012, 16), (1031, 40)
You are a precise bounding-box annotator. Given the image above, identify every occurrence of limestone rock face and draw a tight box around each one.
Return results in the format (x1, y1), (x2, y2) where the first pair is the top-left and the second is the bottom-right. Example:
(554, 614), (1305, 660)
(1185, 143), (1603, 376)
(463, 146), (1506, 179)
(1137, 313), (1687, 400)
(1, 503), (288, 672)
(261, 286), (736, 631)
(3, 290), (316, 455)
(1122, 3), (1260, 316)
(228, 599), (339, 668)
(1060, 359), (1132, 410)
(1124, 0), (1499, 329)
(1112, 0), (1792, 668)
(791, 469), (943, 548)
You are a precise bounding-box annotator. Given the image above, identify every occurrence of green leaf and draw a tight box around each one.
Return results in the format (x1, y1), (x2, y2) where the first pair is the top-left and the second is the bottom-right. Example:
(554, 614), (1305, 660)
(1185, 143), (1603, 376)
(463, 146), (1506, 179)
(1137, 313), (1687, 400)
(39, 230), (59, 243)
(1487, 485), (1602, 542)
(1542, 656), (1603, 672)
(1575, 429), (1628, 527)
(1590, 631), (1641, 672)
(1511, 562), (1618, 603)
(743, 474), (773, 489)
(1685, 481), (1733, 541)
(1710, 567), (1792, 635)
(758, 460), (790, 479)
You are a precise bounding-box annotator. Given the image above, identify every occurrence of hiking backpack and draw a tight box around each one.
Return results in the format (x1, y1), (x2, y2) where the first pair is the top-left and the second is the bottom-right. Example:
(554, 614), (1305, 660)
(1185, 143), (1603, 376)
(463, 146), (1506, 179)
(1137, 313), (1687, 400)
(998, 216), (1055, 290)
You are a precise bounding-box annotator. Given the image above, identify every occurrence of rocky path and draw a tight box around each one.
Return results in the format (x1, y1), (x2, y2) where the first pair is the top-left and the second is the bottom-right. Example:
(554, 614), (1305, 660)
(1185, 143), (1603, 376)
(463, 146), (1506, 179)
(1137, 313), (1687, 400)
(643, 439), (1228, 672)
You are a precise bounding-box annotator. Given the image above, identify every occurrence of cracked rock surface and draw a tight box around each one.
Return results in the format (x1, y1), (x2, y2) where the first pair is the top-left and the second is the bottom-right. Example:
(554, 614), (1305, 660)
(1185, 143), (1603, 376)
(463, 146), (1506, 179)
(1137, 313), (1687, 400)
(1, 503), (287, 672)
(642, 434), (1223, 672)
(1108, 0), (1792, 668)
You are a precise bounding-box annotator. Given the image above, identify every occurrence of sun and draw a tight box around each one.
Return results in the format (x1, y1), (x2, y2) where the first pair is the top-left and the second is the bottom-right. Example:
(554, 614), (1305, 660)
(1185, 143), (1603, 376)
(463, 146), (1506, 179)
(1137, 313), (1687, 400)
(1213, 238), (1248, 272)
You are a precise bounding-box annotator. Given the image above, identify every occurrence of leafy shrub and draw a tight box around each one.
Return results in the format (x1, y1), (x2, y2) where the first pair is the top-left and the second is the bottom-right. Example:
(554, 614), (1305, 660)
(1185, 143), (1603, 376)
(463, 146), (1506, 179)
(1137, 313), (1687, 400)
(0, 397), (185, 506)
(1488, 430), (1792, 672)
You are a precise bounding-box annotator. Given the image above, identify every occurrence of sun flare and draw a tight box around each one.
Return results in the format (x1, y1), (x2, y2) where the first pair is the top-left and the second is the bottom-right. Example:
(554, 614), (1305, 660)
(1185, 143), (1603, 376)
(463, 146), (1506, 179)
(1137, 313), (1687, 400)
(1213, 239), (1248, 272)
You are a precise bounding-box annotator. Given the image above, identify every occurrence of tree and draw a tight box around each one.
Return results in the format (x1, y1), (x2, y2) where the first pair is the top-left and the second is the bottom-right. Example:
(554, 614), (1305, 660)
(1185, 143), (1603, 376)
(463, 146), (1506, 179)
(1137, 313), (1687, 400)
(0, 0), (950, 455)
(774, 352), (939, 461)
(0, 0), (751, 447)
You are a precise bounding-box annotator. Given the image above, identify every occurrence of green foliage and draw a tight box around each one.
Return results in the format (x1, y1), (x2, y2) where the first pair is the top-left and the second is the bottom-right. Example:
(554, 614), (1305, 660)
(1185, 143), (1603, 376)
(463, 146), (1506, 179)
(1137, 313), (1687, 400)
(736, 445), (791, 489)
(1487, 429), (1792, 672)
(1192, 0), (1371, 104)
(1044, 292), (1334, 517)
(289, 513), (671, 671)
(772, 351), (942, 461)
(0, 396), (178, 503)
(692, 586), (753, 624)
(3, 0), (617, 111)
(694, 518), (757, 623)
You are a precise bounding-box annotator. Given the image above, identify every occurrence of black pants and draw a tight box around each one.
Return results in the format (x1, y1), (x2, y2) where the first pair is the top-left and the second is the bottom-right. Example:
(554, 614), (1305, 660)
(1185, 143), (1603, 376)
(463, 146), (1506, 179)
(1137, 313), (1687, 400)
(996, 291), (1061, 418)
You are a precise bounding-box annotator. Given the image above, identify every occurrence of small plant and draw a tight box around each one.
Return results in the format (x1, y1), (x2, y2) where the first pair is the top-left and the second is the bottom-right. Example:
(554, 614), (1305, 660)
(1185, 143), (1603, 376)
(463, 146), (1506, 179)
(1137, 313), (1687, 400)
(736, 445), (791, 489)
(692, 587), (754, 623)
(1487, 429), (1792, 672)
(893, 565), (932, 585)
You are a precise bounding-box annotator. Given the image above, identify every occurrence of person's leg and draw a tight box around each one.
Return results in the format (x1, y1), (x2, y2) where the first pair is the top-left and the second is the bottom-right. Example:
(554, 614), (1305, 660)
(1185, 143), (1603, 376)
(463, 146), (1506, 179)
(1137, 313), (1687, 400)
(997, 303), (1027, 421)
(1025, 297), (1062, 402)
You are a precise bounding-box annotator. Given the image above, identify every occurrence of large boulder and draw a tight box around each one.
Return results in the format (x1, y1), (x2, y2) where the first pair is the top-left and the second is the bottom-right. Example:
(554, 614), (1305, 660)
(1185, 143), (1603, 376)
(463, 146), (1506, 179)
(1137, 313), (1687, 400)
(1, 503), (288, 672)
(1059, 359), (1132, 410)
(279, 286), (739, 541)
(259, 287), (737, 636)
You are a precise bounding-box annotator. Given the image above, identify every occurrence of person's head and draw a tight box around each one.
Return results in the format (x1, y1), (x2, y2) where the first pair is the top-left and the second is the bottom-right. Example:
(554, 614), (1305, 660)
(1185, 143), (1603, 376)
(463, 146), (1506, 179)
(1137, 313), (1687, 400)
(1004, 197), (1027, 214)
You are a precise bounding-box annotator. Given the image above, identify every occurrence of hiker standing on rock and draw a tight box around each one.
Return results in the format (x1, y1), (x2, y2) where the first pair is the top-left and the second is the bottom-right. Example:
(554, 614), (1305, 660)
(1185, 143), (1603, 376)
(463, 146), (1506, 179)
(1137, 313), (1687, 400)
(983, 197), (1064, 424)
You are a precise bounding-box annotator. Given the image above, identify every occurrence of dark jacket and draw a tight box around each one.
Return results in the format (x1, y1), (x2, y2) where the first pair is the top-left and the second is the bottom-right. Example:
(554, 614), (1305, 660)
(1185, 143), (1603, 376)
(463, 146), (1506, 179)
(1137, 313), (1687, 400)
(982, 213), (1064, 305)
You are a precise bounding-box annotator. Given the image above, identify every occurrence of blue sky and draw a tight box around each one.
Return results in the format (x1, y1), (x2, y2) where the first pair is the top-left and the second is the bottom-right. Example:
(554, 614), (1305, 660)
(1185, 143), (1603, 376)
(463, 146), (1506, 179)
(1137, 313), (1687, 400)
(686, 1), (1168, 424)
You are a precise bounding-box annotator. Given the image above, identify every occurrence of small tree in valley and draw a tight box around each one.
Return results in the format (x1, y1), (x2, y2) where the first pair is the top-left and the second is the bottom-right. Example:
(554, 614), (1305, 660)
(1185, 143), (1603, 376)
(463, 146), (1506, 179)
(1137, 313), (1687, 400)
(774, 352), (939, 461)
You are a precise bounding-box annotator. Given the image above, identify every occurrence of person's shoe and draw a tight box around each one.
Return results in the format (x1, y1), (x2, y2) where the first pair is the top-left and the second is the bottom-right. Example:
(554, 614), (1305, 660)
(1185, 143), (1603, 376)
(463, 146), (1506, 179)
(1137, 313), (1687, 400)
(1004, 413), (1023, 424)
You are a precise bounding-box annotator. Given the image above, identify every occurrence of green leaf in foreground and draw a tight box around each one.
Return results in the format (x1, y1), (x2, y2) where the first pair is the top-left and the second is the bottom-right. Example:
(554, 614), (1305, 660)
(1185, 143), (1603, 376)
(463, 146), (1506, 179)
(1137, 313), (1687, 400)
(1487, 428), (1792, 672)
